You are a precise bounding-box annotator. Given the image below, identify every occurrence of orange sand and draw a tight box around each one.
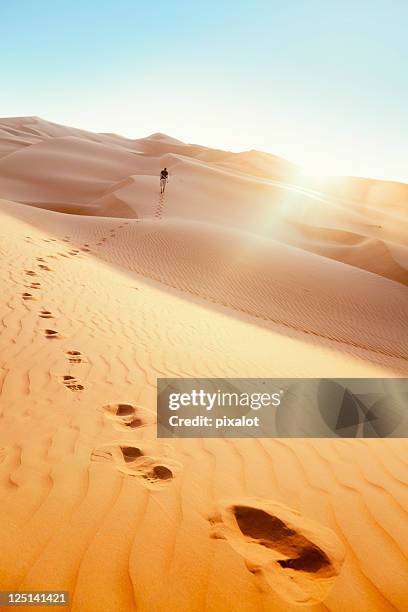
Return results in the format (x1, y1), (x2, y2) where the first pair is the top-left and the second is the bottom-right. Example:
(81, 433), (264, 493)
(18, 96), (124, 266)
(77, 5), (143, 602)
(0, 117), (407, 611)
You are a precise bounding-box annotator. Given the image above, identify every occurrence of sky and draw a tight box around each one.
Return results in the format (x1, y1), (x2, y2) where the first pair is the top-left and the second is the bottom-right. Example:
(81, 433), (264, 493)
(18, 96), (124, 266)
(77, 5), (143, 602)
(1, 0), (407, 181)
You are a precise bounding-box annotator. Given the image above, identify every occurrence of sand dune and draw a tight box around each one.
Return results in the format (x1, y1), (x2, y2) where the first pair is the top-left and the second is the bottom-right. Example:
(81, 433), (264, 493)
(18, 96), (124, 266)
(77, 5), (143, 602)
(216, 148), (298, 180)
(0, 117), (407, 611)
(1, 116), (406, 286)
(0, 136), (140, 206)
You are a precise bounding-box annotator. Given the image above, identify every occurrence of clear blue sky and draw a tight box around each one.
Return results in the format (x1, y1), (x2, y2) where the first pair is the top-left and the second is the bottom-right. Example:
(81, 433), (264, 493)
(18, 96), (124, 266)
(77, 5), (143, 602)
(1, 0), (407, 181)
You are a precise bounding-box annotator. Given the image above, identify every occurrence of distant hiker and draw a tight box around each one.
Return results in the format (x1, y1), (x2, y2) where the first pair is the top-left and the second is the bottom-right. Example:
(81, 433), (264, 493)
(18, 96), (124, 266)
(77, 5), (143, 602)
(160, 167), (169, 194)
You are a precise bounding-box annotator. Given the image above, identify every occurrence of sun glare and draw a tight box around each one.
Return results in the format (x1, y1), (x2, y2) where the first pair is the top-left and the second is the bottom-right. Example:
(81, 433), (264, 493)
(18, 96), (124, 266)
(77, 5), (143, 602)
(298, 164), (331, 182)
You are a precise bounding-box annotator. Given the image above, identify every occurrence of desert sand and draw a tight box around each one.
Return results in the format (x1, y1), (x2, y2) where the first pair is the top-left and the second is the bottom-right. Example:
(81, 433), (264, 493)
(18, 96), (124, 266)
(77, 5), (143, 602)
(0, 116), (407, 611)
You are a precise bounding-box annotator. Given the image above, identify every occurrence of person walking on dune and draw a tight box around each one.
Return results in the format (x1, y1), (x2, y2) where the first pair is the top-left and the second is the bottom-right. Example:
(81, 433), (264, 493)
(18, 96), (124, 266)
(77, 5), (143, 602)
(160, 167), (169, 194)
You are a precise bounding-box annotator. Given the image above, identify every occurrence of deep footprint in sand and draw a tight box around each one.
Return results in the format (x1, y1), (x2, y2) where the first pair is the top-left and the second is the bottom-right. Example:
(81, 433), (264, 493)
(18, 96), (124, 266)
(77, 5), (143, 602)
(121, 445), (144, 462)
(102, 402), (156, 430)
(91, 442), (180, 487)
(25, 270), (37, 277)
(209, 498), (345, 605)
(29, 282), (41, 289)
(38, 264), (53, 271)
(61, 375), (84, 392)
(66, 350), (85, 364)
(44, 329), (61, 339)
(22, 292), (36, 301)
(39, 309), (53, 319)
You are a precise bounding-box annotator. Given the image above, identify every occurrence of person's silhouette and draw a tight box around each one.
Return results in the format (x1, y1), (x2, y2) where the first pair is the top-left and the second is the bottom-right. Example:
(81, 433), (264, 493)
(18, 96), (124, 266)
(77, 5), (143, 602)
(160, 167), (169, 194)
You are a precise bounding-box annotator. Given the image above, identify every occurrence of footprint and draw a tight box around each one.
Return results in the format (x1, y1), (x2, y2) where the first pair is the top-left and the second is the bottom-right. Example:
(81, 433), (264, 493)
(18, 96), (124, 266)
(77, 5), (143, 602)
(36, 257), (46, 262)
(91, 442), (180, 487)
(25, 270), (37, 276)
(209, 498), (345, 605)
(22, 292), (35, 301)
(66, 350), (85, 364)
(38, 264), (52, 271)
(121, 445), (144, 462)
(39, 310), (53, 319)
(61, 375), (84, 392)
(29, 282), (41, 289)
(102, 402), (156, 430)
(44, 329), (61, 339)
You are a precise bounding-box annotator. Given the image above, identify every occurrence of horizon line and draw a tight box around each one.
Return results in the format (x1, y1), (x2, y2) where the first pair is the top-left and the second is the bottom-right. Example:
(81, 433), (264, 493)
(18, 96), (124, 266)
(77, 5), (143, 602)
(1, 114), (407, 186)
